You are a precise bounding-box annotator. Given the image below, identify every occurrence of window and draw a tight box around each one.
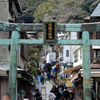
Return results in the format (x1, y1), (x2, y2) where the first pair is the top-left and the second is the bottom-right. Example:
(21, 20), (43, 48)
(66, 50), (69, 57)
(96, 32), (100, 39)
(74, 50), (78, 63)
(94, 51), (96, 59)
(98, 51), (100, 59)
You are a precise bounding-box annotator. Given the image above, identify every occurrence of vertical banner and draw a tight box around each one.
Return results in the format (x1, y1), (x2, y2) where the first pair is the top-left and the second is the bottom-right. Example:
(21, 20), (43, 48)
(52, 68), (56, 80)
(53, 68), (56, 77)
(63, 67), (65, 78)
(36, 76), (41, 91)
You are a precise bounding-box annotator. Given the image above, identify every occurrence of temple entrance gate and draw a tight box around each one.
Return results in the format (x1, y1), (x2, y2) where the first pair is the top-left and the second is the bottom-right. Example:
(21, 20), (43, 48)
(0, 21), (100, 100)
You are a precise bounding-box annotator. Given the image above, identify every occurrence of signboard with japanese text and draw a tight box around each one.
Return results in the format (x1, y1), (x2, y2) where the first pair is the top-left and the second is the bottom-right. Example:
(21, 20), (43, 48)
(46, 53), (56, 63)
(43, 20), (57, 43)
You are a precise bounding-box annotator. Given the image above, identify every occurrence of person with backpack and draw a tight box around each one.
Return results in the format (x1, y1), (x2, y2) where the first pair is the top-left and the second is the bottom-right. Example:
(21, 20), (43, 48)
(34, 89), (42, 100)
(48, 90), (56, 100)
(62, 87), (70, 100)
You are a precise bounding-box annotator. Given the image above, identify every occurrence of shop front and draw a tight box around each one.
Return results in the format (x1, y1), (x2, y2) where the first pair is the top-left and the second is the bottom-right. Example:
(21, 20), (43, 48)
(17, 71), (39, 100)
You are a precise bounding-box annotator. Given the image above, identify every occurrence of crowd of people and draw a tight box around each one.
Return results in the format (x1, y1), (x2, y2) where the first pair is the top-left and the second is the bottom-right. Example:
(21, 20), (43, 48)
(48, 85), (82, 100)
(40, 71), (83, 100)
(1, 89), (42, 100)
(1, 86), (95, 100)
(1, 70), (94, 100)
(41, 72), (51, 85)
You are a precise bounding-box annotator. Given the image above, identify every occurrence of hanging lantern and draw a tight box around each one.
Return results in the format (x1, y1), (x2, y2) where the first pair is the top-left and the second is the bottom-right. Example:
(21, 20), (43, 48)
(65, 78), (74, 87)
(62, 78), (74, 87)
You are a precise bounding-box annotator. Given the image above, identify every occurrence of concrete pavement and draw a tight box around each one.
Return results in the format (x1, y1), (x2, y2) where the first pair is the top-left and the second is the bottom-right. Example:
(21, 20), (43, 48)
(41, 81), (53, 100)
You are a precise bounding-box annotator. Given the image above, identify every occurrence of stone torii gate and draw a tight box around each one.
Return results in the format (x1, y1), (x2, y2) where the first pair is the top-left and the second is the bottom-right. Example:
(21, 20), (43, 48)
(0, 21), (100, 100)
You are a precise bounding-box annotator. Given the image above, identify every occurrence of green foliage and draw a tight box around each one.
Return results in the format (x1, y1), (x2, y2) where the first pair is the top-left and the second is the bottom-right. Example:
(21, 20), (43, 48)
(80, 0), (96, 13)
(34, 0), (59, 22)
(28, 66), (40, 71)
(19, 0), (99, 23)
(19, 0), (48, 23)
(29, 48), (39, 53)
(28, 65), (40, 76)
(30, 61), (36, 66)
(29, 55), (40, 62)
(27, 45), (42, 76)
(89, 0), (100, 13)
(60, 0), (81, 7)
(18, 6), (34, 23)
(67, 11), (90, 23)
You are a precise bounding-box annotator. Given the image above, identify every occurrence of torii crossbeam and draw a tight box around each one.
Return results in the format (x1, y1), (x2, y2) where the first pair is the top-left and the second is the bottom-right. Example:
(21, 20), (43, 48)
(0, 21), (100, 100)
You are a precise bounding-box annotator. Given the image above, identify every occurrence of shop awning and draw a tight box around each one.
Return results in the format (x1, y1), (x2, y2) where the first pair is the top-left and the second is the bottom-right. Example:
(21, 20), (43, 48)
(64, 65), (81, 73)
(71, 73), (79, 82)
(0, 64), (24, 72)
(71, 68), (100, 79)
(52, 63), (59, 69)
(0, 64), (39, 84)
(0, 67), (6, 75)
(80, 68), (100, 77)
(58, 65), (82, 76)
(62, 78), (74, 87)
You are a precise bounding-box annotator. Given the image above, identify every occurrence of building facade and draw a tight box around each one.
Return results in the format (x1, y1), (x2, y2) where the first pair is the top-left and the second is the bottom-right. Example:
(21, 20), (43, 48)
(71, 3), (100, 100)
(0, 1), (30, 100)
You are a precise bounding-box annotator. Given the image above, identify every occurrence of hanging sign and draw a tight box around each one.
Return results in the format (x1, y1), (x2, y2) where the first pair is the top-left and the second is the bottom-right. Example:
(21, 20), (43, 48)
(43, 20), (57, 43)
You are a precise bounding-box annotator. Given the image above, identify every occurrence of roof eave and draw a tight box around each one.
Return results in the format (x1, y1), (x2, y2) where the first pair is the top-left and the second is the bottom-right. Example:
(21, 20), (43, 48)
(14, 0), (22, 13)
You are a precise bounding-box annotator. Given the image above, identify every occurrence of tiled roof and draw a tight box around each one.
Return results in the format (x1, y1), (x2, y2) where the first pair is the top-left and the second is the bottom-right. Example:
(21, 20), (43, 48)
(91, 3), (100, 17)
(0, 64), (24, 71)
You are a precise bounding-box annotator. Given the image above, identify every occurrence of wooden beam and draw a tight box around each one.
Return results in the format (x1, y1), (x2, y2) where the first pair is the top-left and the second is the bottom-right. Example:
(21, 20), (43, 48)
(8, 31), (19, 100)
(19, 39), (83, 45)
(0, 21), (100, 32)
(82, 31), (91, 100)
